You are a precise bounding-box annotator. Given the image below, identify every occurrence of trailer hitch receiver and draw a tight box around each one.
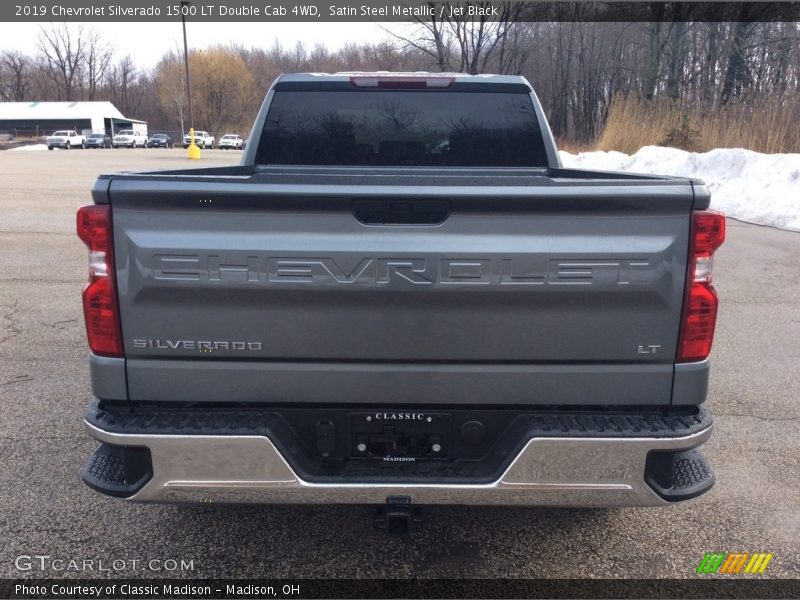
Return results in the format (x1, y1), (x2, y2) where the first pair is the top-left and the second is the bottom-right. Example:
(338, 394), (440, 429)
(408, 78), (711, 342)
(374, 496), (423, 535)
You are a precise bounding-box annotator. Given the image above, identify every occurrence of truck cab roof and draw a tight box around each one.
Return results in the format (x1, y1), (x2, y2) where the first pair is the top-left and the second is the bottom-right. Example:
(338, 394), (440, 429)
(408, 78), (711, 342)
(275, 71), (532, 87)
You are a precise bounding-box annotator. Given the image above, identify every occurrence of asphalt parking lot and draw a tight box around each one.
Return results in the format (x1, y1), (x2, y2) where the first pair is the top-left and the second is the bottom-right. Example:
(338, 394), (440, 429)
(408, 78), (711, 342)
(0, 147), (798, 579)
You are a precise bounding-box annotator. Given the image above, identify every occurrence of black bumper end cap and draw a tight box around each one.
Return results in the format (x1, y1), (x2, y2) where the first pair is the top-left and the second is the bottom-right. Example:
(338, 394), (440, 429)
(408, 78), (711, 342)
(81, 442), (152, 499)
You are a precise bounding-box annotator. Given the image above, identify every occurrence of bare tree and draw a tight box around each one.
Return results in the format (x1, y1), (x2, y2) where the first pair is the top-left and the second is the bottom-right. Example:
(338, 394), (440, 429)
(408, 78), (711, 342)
(386, 10), (451, 71)
(155, 55), (187, 133)
(37, 24), (86, 101)
(496, 22), (534, 75)
(665, 21), (688, 100)
(107, 55), (138, 114)
(546, 23), (576, 138)
(0, 51), (33, 101)
(720, 20), (756, 104)
(642, 21), (666, 100)
(82, 30), (113, 100)
(386, 2), (524, 74)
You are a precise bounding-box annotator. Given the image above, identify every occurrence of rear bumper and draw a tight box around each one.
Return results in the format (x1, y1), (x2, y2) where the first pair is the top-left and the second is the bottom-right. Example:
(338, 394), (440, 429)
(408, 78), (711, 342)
(83, 406), (714, 507)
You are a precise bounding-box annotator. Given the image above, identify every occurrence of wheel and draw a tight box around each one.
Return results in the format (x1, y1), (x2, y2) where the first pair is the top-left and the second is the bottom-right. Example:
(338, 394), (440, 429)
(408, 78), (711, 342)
(65, 141), (70, 150)
(48, 146), (53, 151)
(113, 144), (118, 149)
(81, 140), (86, 149)
(210, 142), (214, 149)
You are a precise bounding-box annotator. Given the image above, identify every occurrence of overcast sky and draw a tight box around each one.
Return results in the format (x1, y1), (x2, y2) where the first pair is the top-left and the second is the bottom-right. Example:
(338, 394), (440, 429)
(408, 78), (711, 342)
(0, 22), (402, 68)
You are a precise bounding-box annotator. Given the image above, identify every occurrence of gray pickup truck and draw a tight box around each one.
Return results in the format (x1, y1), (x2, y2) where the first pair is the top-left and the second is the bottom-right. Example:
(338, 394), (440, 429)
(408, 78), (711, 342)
(78, 73), (725, 531)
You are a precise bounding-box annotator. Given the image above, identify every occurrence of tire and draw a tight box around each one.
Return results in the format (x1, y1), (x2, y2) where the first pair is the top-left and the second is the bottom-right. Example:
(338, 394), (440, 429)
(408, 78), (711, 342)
(81, 140), (86, 149)
(48, 146), (53, 151)
(113, 144), (118, 149)
(65, 141), (70, 150)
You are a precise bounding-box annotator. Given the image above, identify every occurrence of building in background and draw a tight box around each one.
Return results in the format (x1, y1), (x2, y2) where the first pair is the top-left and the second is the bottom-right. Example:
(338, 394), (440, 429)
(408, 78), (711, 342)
(0, 101), (147, 138)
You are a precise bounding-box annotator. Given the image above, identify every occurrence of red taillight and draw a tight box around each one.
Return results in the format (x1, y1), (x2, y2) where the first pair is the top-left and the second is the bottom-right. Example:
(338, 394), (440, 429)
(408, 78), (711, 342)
(693, 211), (726, 254)
(77, 205), (123, 357)
(678, 283), (719, 361)
(77, 205), (111, 251)
(677, 211), (726, 362)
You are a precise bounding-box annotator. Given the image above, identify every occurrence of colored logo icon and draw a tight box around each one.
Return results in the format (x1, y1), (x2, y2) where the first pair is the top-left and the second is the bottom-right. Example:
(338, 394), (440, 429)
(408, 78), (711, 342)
(697, 552), (774, 574)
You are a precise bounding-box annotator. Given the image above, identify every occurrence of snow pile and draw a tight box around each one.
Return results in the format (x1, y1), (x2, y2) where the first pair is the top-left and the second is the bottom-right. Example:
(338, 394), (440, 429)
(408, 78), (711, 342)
(560, 146), (800, 232)
(8, 143), (50, 152)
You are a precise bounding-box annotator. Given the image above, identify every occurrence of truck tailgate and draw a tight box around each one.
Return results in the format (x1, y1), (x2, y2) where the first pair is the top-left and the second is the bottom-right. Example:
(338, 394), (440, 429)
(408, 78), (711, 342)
(107, 174), (694, 406)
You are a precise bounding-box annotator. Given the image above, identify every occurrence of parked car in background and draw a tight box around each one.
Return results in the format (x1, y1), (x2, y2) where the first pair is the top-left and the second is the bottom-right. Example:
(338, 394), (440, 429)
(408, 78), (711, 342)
(219, 134), (244, 149)
(113, 130), (148, 148)
(147, 133), (174, 148)
(46, 130), (86, 150)
(86, 133), (112, 149)
(183, 130), (215, 149)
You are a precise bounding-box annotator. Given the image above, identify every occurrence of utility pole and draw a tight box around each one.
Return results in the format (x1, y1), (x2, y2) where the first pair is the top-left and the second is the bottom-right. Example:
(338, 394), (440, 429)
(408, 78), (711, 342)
(181, 0), (199, 159)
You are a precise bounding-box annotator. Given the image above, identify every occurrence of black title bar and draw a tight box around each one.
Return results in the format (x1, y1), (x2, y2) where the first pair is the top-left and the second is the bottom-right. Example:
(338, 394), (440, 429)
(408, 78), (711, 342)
(3, 1), (800, 22)
(3, 578), (800, 599)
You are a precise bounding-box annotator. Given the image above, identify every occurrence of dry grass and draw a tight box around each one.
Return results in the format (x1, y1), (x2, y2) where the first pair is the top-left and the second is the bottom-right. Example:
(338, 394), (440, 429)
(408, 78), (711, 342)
(555, 138), (593, 154)
(594, 93), (800, 154)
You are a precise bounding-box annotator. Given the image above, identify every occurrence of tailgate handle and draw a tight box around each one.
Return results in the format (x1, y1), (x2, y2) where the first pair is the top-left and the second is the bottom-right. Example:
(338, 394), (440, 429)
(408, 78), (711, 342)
(352, 199), (449, 225)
